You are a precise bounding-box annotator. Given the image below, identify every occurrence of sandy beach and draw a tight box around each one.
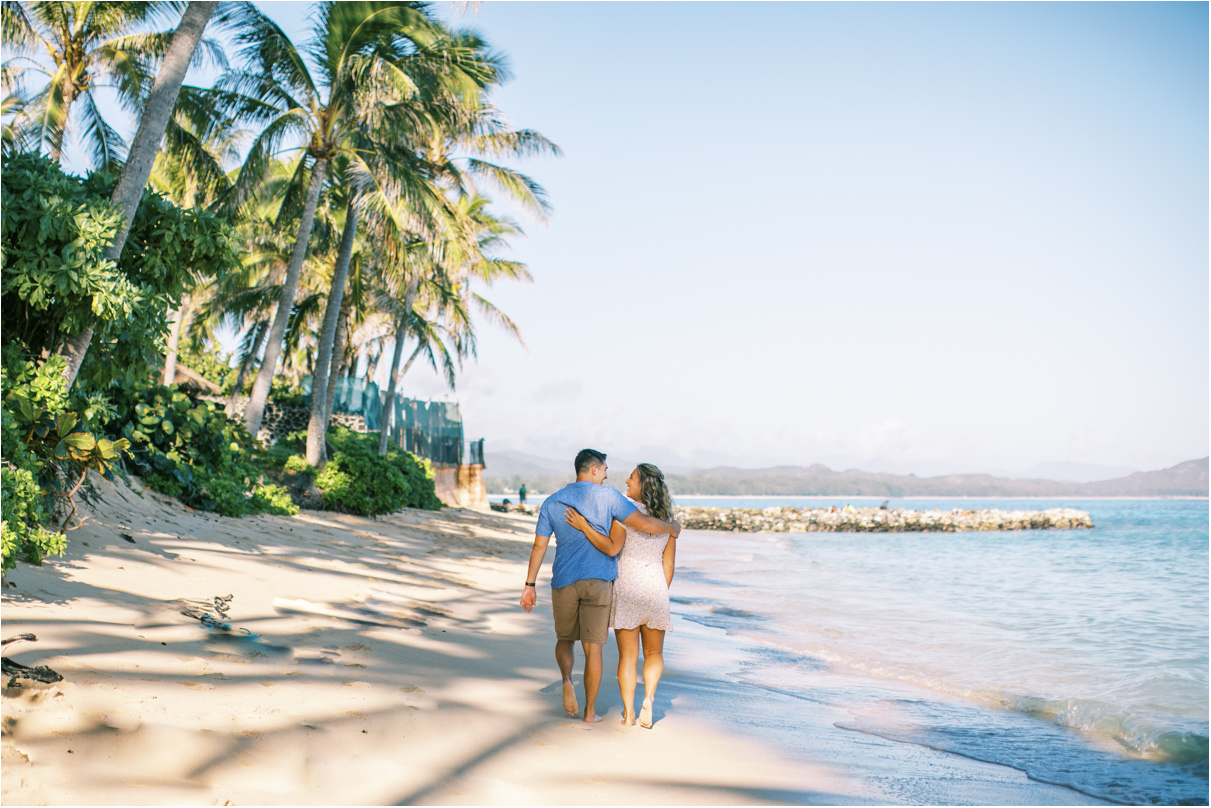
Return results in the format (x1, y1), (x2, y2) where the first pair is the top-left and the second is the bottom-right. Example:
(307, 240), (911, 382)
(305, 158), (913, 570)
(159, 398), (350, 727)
(2, 475), (1109, 806)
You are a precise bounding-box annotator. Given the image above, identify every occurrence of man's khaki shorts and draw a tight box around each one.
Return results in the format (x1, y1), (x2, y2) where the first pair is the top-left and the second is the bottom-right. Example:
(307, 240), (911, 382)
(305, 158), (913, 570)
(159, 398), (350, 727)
(551, 579), (613, 644)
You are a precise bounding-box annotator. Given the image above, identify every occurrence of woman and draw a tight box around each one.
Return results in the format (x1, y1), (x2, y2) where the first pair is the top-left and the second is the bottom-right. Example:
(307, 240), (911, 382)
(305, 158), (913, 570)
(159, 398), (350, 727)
(565, 463), (676, 728)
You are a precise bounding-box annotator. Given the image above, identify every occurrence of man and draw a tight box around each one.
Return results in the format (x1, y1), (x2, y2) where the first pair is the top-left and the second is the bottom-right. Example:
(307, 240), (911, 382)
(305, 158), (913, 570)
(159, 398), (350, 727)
(519, 448), (680, 723)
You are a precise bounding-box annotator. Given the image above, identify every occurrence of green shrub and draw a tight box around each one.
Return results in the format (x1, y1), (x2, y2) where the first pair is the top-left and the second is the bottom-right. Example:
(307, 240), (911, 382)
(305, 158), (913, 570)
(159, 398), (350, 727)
(1, 461), (65, 570)
(268, 377), (306, 407)
(314, 427), (442, 516)
(1, 153), (237, 390)
(106, 381), (296, 517)
(1, 346), (128, 571)
(283, 454), (314, 475)
(251, 482), (298, 513)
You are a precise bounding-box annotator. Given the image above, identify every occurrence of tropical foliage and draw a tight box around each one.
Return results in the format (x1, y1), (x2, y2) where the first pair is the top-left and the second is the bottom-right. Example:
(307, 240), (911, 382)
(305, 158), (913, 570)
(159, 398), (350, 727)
(0, 343), (131, 570)
(314, 426), (442, 515)
(0, 0), (556, 570)
(105, 381), (297, 517)
(1, 152), (237, 388)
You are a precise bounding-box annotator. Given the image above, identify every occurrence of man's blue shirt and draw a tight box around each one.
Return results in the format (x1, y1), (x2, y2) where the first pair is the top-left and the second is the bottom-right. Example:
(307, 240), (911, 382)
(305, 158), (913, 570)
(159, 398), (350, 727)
(536, 481), (638, 590)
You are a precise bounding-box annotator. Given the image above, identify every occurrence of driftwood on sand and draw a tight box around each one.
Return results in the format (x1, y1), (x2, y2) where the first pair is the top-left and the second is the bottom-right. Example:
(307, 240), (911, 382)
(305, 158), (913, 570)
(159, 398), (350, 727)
(2, 634), (63, 687)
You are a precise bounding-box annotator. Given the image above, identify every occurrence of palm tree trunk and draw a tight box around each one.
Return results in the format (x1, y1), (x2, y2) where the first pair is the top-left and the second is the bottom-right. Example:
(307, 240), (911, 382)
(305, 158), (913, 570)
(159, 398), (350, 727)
(326, 359), (346, 426)
(377, 339), (426, 457)
(58, 0), (219, 392)
(378, 277), (419, 456)
(162, 294), (194, 385)
(324, 297), (352, 426)
(244, 157), (329, 439)
(364, 345), (381, 385)
(378, 316), (408, 457)
(305, 191), (360, 466)
(225, 320), (268, 417)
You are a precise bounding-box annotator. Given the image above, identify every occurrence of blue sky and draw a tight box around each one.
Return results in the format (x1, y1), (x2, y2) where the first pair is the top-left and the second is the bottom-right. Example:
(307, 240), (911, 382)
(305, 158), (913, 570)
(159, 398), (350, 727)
(391, 1), (1209, 476)
(66, 1), (1211, 476)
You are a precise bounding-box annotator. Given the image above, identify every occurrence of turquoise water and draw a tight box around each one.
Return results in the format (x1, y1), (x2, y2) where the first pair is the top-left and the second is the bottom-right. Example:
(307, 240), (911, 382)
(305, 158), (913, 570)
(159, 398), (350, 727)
(664, 498), (1208, 805)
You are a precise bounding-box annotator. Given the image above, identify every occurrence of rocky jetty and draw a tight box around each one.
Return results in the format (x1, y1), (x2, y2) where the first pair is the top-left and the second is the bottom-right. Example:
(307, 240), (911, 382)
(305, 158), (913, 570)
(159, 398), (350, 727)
(673, 506), (1093, 533)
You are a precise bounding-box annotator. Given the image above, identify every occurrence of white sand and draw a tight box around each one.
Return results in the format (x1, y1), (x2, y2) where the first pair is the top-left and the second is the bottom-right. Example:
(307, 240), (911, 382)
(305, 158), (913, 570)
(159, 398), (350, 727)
(2, 475), (1109, 805)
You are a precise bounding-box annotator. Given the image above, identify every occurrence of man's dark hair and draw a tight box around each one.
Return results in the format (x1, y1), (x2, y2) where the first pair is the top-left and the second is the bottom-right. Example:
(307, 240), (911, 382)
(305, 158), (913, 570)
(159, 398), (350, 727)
(574, 449), (607, 475)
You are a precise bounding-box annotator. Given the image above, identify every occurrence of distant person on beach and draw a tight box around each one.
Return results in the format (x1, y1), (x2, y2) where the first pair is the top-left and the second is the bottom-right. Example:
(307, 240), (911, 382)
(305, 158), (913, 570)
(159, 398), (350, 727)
(565, 463), (676, 729)
(519, 483), (527, 505)
(520, 449), (680, 723)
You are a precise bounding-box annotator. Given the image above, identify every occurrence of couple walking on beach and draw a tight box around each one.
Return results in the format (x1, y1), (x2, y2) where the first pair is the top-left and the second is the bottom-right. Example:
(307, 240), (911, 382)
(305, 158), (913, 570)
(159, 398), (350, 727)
(520, 449), (680, 727)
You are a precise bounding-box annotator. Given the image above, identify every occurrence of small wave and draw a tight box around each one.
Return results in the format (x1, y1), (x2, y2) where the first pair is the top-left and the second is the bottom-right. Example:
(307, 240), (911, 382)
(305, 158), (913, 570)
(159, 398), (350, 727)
(779, 642), (1207, 769)
(710, 605), (757, 619)
(1000, 692), (1209, 766)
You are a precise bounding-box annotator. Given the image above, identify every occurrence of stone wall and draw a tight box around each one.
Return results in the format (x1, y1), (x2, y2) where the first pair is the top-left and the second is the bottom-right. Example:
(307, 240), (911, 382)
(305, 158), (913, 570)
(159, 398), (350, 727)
(203, 396), (365, 444)
(673, 506), (1093, 532)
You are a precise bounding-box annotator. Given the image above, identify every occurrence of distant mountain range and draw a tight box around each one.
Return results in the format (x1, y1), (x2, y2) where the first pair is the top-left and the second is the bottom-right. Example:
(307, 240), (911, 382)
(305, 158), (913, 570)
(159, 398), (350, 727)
(483, 453), (1208, 498)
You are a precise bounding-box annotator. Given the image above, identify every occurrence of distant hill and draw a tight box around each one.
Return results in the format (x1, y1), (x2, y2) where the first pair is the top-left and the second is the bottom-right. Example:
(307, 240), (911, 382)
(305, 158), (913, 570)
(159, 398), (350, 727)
(483, 453), (1208, 498)
(1079, 458), (1208, 497)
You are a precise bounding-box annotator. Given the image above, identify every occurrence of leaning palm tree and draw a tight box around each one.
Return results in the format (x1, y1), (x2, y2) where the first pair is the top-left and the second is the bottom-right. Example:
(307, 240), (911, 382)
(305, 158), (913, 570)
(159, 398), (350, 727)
(54, 0), (223, 391)
(215, 1), (499, 441)
(191, 158), (302, 414)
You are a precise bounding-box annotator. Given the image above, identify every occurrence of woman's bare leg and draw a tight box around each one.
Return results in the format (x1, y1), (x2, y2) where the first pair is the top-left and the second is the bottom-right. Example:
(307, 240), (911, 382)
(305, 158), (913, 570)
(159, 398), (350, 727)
(614, 627), (641, 725)
(638, 626), (665, 728)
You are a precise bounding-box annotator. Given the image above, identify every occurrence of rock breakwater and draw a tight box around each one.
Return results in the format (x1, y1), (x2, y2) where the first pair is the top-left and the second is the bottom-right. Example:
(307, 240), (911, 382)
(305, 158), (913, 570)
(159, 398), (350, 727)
(672, 506), (1093, 533)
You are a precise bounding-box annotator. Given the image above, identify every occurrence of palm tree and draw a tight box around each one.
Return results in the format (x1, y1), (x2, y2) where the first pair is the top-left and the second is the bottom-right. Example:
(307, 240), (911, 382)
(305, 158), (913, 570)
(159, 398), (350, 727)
(373, 240), (469, 456)
(215, 1), (499, 441)
(370, 194), (534, 458)
(56, 0), (221, 391)
(361, 80), (559, 458)
(0, 0), (224, 168)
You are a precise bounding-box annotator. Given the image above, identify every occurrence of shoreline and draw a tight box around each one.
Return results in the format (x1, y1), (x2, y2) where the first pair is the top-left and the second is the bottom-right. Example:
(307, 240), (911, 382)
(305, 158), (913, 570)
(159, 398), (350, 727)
(3, 475), (1109, 805)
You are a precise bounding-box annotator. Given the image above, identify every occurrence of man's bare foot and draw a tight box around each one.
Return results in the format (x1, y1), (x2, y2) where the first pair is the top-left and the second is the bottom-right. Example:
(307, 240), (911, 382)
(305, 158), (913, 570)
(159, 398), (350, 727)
(638, 699), (653, 729)
(583, 711), (603, 724)
(562, 681), (578, 717)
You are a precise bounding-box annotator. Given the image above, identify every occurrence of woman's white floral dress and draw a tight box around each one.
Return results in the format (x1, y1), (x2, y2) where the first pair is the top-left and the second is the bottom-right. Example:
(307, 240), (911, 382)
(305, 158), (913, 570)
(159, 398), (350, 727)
(610, 501), (672, 631)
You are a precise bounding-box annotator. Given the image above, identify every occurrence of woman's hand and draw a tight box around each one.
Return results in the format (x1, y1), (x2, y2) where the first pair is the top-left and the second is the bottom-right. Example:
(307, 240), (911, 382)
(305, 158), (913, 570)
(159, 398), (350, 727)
(565, 508), (625, 556)
(564, 506), (589, 532)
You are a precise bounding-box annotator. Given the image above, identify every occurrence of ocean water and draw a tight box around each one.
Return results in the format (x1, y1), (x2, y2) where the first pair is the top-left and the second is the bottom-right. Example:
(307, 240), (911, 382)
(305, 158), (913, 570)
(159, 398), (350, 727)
(663, 497), (1208, 805)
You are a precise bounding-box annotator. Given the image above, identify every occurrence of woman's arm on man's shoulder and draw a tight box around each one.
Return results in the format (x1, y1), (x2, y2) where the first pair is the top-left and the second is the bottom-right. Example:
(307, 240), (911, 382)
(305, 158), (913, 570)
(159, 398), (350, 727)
(621, 509), (681, 539)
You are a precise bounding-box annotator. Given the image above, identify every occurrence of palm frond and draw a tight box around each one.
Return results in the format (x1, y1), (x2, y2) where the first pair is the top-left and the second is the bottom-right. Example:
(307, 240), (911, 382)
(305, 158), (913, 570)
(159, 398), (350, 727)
(463, 158), (552, 220)
(231, 3), (317, 105)
(78, 90), (126, 171)
(2, 0), (35, 47)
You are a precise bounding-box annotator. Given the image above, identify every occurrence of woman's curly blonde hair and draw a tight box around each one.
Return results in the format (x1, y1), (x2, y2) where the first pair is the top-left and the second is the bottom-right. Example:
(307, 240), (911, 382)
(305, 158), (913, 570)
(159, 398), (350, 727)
(635, 462), (675, 523)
